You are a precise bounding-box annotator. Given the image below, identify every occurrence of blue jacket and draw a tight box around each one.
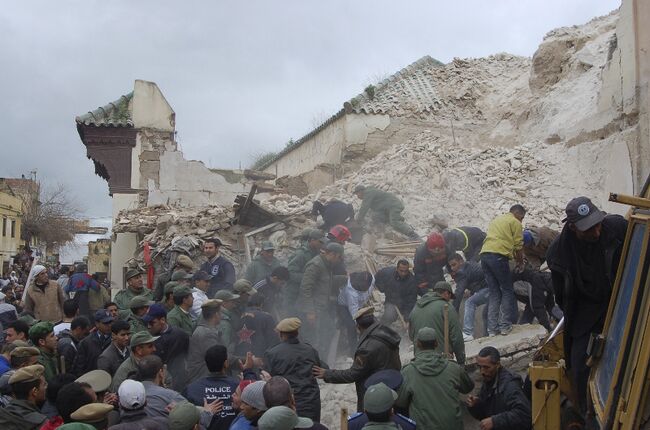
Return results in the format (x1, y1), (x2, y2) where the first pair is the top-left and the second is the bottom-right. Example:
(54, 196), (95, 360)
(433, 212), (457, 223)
(229, 413), (253, 430)
(185, 373), (239, 430)
(348, 411), (416, 430)
(0, 356), (9, 376)
(200, 256), (236, 296)
(65, 272), (99, 293)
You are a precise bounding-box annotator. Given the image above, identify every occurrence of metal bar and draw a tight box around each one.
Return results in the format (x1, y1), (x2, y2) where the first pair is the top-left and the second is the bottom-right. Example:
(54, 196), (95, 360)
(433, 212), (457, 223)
(609, 192), (650, 209)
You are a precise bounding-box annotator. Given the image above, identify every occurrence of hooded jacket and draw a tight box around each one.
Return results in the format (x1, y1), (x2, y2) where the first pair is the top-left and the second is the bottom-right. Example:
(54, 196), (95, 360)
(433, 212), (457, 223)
(408, 292), (465, 364)
(324, 322), (401, 411)
(0, 399), (47, 430)
(396, 350), (474, 430)
(467, 367), (532, 430)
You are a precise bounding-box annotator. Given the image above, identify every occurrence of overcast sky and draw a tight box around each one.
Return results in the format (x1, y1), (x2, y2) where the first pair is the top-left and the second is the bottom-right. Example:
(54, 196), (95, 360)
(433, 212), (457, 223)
(0, 0), (620, 218)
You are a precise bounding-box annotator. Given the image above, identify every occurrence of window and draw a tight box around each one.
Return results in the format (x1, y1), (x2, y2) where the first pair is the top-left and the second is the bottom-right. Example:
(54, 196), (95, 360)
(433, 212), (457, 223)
(2, 218), (6, 237)
(10, 220), (15, 238)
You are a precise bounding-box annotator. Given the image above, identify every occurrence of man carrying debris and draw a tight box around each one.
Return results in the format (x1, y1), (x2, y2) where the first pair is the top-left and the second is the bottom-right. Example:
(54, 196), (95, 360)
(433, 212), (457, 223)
(396, 327), (474, 430)
(285, 230), (324, 316)
(448, 253), (489, 341)
(374, 260), (418, 325)
(313, 307), (401, 412)
(114, 269), (154, 311)
(297, 242), (347, 357)
(312, 199), (355, 231)
(467, 346), (532, 430)
(546, 197), (627, 412)
(408, 281), (465, 364)
(200, 238), (236, 297)
(353, 185), (419, 239)
(245, 241), (282, 285)
(480, 204), (526, 336)
(413, 232), (447, 292)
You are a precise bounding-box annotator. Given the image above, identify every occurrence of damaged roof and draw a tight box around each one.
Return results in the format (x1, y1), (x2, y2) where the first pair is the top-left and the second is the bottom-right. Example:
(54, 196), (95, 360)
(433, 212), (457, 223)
(75, 92), (134, 127)
(259, 55), (444, 170)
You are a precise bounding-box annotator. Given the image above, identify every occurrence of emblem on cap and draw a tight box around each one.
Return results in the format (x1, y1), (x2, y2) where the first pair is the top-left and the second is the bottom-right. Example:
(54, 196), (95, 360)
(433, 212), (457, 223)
(577, 204), (590, 216)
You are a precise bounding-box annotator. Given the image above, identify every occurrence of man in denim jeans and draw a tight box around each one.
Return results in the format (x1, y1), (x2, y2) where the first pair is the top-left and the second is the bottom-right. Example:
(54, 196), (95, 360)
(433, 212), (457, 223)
(480, 205), (526, 336)
(448, 253), (489, 341)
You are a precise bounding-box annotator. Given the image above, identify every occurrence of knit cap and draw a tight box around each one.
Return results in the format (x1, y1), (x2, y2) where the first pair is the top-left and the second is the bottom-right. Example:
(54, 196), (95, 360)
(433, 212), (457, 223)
(241, 380), (267, 411)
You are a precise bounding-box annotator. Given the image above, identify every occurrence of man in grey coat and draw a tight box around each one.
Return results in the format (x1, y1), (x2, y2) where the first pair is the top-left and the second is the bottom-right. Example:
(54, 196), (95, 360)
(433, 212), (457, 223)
(186, 299), (223, 382)
(97, 320), (131, 377)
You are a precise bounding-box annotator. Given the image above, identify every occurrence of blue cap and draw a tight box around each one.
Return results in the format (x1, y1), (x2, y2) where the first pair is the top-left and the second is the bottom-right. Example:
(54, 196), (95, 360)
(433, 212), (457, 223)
(93, 309), (114, 324)
(523, 230), (534, 247)
(142, 303), (167, 323)
(363, 369), (403, 390)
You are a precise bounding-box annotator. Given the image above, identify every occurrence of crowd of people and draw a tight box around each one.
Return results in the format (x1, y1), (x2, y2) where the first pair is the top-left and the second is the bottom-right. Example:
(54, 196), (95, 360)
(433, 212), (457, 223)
(0, 185), (627, 430)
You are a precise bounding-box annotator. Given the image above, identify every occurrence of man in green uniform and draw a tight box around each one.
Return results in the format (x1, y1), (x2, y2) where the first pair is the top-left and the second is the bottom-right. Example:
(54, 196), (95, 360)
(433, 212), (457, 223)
(244, 241), (282, 284)
(361, 382), (401, 430)
(186, 299), (223, 382)
(160, 281), (178, 312)
(396, 327), (474, 429)
(126, 296), (152, 334)
(314, 307), (401, 412)
(354, 185), (418, 239)
(214, 289), (240, 351)
(114, 269), (154, 311)
(110, 331), (159, 391)
(232, 279), (256, 329)
(408, 281), (466, 364)
(28, 322), (58, 381)
(0, 364), (47, 430)
(297, 242), (347, 357)
(286, 230), (324, 316)
(167, 286), (195, 335)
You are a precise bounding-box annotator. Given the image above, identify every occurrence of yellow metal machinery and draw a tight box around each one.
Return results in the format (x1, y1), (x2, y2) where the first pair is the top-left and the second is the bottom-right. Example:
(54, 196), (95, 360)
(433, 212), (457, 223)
(530, 176), (650, 430)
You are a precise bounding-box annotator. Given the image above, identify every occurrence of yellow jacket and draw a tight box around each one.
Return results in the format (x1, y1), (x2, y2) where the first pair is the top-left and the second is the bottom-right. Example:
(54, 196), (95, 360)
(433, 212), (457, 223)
(480, 212), (523, 258)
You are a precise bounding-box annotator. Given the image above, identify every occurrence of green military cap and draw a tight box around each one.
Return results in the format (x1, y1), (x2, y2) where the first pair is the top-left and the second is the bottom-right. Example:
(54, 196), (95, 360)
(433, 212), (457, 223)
(354, 306), (374, 320)
(363, 382), (397, 414)
(8, 364), (44, 384)
(125, 268), (142, 281)
(29, 321), (54, 340)
(433, 281), (455, 298)
(130, 295), (154, 309)
(354, 184), (366, 193)
(10, 346), (40, 358)
(325, 242), (344, 255)
(169, 401), (201, 430)
(76, 369), (112, 393)
(261, 241), (275, 251)
(10, 340), (30, 347)
(164, 281), (180, 295)
(175, 255), (195, 271)
(70, 402), (114, 423)
(258, 405), (313, 430)
(233, 279), (256, 295)
(307, 229), (325, 242)
(201, 299), (223, 310)
(214, 290), (240, 301)
(130, 331), (159, 348)
(276, 317), (301, 332)
(18, 314), (39, 327)
(172, 285), (193, 298)
(416, 327), (437, 343)
(171, 270), (193, 282)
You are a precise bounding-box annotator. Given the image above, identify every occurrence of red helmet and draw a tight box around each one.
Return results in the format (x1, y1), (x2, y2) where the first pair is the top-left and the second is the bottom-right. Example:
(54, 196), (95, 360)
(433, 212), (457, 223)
(329, 225), (351, 243)
(426, 232), (445, 251)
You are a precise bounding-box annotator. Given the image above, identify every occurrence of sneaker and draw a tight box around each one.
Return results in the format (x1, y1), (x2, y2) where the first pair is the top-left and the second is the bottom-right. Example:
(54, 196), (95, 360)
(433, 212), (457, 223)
(500, 326), (513, 336)
(463, 333), (474, 342)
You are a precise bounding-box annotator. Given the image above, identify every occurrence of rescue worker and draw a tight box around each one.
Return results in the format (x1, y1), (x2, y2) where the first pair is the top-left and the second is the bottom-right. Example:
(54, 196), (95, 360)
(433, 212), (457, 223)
(447, 253), (489, 341)
(253, 266), (290, 319)
(114, 269), (154, 311)
(166, 286), (194, 335)
(413, 232), (447, 292)
(396, 327), (474, 429)
(442, 226), (487, 262)
(126, 296), (152, 334)
(467, 346), (531, 430)
(360, 383), (401, 430)
(297, 242), (347, 357)
(313, 307), (401, 412)
(264, 317), (324, 422)
(353, 185), (418, 239)
(546, 196), (627, 412)
(286, 230), (324, 316)
(29, 322), (59, 381)
(480, 204), (526, 336)
(200, 238), (236, 297)
(522, 226), (558, 270)
(312, 199), (355, 231)
(374, 260), (418, 324)
(245, 241), (282, 285)
(186, 299), (223, 382)
(408, 281), (465, 364)
(214, 289), (241, 352)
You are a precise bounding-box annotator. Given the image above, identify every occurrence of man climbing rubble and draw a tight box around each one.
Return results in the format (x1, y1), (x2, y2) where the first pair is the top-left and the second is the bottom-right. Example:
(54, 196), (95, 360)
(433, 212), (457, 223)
(374, 260), (418, 325)
(311, 199), (355, 232)
(353, 185), (419, 239)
